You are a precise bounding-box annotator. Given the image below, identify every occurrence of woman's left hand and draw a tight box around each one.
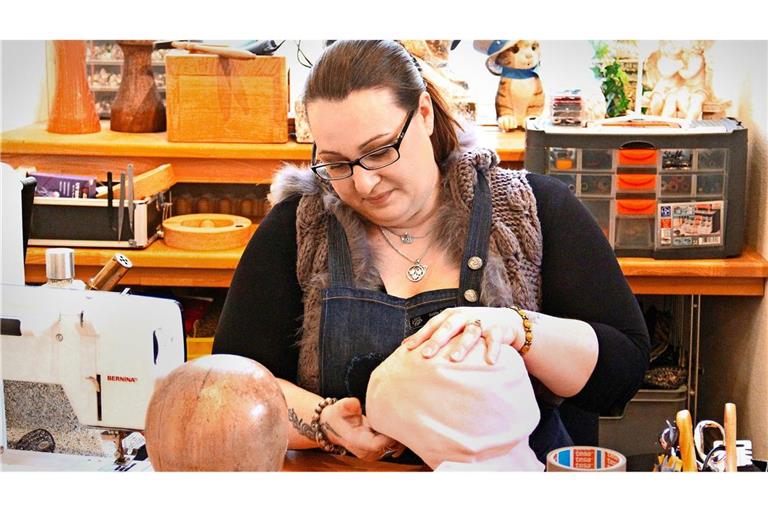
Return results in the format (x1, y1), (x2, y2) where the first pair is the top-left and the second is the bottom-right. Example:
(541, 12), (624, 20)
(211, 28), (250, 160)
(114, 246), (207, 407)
(402, 307), (522, 365)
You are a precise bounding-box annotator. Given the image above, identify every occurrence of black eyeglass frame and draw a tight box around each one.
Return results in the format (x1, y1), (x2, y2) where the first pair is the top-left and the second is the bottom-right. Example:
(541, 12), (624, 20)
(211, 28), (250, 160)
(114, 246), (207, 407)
(310, 108), (416, 181)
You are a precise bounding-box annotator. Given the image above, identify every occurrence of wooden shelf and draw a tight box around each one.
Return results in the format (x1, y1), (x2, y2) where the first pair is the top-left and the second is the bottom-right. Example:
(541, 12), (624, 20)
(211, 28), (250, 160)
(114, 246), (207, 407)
(22, 241), (768, 295)
(5, 122), (766, 296)
(0, 122), (524, 163)
(1, 121), (313, 161)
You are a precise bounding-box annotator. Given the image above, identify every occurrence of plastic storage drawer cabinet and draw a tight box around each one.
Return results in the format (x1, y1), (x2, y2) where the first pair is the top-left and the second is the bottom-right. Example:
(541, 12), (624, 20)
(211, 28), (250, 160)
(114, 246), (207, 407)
(525, 118), (748, 258)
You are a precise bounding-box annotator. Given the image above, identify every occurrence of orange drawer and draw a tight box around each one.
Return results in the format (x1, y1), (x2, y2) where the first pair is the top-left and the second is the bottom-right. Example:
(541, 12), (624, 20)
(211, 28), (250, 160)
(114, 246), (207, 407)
(618, 149), (658, 166)
(617, 199), (656, 216)
(617, 174), (657, 191)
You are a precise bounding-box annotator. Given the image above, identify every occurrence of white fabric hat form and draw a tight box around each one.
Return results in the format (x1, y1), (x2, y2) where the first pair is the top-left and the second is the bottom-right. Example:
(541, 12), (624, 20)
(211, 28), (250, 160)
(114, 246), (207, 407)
(366, 343), (544, 471)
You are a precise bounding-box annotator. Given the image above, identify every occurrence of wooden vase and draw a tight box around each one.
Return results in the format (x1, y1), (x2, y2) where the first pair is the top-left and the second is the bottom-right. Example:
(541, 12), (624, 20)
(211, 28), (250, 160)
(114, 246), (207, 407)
(110, 40), (166, 133)
(47, 40), (101, 134)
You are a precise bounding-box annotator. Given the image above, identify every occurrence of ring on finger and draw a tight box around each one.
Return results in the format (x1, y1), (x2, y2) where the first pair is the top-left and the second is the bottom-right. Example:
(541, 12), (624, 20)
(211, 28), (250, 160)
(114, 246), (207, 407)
(468, 318), (482, 330)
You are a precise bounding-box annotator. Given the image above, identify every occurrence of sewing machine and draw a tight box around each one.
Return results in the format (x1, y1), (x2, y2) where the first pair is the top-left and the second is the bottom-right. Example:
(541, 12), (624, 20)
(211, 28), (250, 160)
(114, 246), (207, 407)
(0, 283), (186, 471)
(1, 162), (187, 471)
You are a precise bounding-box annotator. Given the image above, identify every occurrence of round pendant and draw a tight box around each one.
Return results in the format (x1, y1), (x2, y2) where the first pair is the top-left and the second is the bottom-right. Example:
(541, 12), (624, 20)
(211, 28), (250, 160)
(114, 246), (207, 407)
(400, 233), (414, 244)
(407, 262), (428, 282)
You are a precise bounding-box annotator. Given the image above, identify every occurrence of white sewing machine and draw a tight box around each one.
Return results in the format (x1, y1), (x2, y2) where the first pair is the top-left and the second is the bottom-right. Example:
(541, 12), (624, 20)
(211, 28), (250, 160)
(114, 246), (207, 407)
(0, 283), (186, 471)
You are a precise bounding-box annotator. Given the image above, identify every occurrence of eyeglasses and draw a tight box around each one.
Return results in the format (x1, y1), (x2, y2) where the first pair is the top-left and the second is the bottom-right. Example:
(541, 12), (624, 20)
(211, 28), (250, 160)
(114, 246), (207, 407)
(310, 109), (415, 181)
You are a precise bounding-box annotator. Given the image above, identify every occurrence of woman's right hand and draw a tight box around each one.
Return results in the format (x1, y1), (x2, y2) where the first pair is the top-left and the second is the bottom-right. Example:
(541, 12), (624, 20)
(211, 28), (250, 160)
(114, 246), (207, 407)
(319, 397), (404, 461)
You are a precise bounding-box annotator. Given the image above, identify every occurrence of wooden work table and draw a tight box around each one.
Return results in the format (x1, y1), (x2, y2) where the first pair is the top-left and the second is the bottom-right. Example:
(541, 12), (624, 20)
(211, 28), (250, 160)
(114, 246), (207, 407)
(4, 122), (768, 296)
(282, 450), (426, 471)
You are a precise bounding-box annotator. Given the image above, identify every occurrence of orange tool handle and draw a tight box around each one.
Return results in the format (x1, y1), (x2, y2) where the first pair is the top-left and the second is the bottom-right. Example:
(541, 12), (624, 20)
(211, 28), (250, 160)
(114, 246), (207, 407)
(676, 409), (697, 472)
(724, 403), (738, 472)
(171, 41), (257, 59)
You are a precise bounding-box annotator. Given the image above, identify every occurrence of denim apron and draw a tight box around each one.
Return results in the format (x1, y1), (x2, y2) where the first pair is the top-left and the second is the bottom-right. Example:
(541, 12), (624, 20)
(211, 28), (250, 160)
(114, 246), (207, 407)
(318, 169), (571, 464)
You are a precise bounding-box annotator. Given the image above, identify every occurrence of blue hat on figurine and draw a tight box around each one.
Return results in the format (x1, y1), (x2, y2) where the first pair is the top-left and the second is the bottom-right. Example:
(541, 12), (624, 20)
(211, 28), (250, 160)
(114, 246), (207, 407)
(473, 39), (517, 75)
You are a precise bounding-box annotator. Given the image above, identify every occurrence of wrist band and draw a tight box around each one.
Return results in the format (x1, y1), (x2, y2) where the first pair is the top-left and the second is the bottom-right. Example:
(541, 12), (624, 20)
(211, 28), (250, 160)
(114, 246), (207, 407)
(311, 397), (347, 456)
(509, 306), (534, 356)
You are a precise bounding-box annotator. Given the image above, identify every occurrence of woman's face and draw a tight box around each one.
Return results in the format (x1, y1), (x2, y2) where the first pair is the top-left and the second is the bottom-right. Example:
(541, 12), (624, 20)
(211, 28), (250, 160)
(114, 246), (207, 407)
(307, 87), (440, 228)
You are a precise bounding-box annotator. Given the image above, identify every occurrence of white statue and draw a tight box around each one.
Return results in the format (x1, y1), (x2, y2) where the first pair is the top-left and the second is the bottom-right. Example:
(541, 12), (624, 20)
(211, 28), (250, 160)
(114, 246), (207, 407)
(645, 40), (715, 121)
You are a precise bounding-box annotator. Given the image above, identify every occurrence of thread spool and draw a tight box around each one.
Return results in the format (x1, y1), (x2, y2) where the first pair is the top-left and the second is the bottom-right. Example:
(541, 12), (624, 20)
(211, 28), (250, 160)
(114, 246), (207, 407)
(196, 196), (212, 214)
(240, 198), (254, 217)
(174, 194), (193, 215)
(255, 198), (267, 218)
(667, 179), (680, 193)
(217, 197), (233, 215)
(45, 248), (75, 281)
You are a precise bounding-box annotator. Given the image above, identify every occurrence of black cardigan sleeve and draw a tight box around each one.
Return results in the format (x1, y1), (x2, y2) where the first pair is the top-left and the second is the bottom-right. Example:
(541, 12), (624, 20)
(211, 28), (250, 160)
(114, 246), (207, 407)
(527, 172), (650, 414)
(212, 195), (303, 382)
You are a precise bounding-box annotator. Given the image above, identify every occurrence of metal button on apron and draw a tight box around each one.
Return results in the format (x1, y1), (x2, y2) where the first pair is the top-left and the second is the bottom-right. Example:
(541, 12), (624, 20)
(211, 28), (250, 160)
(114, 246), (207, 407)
(410, 317), (423, 328)
(467, 256), (483, 270)
(463, 289), (479, 303)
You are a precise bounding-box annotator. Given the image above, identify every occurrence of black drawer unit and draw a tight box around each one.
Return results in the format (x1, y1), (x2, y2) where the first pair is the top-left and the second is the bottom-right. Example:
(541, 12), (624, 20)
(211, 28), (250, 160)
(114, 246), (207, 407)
(525, 118), (748, 258)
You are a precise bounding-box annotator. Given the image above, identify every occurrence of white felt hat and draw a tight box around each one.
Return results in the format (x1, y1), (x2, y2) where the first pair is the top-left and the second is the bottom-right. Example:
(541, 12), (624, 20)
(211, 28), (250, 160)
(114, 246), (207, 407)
(366, 343), (544, 471)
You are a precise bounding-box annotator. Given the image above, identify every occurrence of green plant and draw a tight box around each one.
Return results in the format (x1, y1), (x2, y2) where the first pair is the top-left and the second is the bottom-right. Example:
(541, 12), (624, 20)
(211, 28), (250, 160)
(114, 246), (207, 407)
(590, 41), (630, 118)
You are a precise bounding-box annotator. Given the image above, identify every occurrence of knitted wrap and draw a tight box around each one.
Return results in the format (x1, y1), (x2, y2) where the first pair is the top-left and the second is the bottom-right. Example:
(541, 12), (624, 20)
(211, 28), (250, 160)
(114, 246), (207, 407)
(270, 147), (543, 393)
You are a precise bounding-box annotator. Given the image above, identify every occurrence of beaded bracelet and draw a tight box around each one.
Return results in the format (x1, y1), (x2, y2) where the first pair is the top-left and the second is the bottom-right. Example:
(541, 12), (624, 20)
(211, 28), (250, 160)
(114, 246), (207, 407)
(509, 306), (534, 356)
(311, 397), (347, 456)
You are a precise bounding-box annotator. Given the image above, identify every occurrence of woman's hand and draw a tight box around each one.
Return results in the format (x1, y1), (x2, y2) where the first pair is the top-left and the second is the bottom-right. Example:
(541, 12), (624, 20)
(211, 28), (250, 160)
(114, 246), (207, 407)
(402, 307), (523, 364)
(319, 397), (405, 461)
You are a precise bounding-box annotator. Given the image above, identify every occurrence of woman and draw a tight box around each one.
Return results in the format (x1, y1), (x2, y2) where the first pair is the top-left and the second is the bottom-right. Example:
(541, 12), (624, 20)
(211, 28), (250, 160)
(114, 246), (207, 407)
(214, 40), (650, 464)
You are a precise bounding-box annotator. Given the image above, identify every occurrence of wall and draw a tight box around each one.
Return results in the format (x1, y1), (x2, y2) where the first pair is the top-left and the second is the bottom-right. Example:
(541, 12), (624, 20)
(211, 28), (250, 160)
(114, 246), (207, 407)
(699, 41), (768, 460)
(0, 40), (47, 131)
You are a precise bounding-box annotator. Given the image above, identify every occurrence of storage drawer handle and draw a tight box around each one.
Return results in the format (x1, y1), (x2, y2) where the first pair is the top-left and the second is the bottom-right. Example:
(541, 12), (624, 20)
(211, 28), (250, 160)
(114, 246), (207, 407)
(618, 175), (656, 188)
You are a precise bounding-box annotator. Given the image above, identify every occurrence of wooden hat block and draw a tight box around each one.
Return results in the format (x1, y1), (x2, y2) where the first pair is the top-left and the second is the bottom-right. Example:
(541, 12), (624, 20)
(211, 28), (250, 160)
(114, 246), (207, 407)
(110, 40), (166, 133)
(47, 41), (101, 134)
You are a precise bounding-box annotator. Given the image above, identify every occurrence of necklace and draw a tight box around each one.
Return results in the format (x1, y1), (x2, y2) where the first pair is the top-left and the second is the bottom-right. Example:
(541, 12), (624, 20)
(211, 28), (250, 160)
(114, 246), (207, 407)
(381, 226), (430, 245)
(378, 226), (433, 282)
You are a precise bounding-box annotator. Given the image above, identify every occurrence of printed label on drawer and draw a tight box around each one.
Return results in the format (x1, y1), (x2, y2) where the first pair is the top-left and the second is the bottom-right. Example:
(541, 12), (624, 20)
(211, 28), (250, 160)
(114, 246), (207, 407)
(662, 149), (693, 170)
(658, 201), (724, 248)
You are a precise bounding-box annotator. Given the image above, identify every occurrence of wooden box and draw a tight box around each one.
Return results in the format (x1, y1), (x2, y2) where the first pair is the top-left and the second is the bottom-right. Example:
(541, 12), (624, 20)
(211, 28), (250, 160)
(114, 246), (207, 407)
(165, 54), (289, 143)
(28, 164), (176, 249)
